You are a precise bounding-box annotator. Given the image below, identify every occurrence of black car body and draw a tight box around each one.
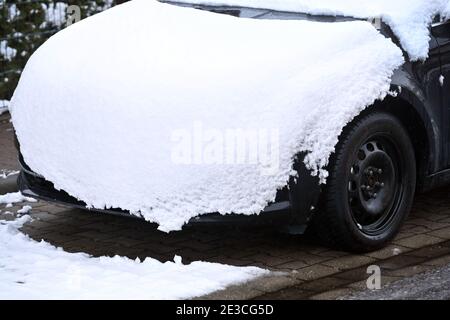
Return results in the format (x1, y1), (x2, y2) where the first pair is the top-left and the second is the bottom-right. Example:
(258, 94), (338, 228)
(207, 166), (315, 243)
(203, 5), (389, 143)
(16, 2), (450, 251)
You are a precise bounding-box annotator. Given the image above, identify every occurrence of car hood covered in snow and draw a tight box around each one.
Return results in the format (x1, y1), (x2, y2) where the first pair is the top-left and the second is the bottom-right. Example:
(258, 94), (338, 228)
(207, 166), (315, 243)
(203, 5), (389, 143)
(10, 0), (414, 231)
(174, 0), (450, 61)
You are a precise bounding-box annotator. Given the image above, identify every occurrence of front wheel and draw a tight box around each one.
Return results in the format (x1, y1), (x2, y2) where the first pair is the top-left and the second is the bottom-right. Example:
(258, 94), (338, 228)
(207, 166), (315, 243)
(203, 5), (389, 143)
(312, 111), (416, 252)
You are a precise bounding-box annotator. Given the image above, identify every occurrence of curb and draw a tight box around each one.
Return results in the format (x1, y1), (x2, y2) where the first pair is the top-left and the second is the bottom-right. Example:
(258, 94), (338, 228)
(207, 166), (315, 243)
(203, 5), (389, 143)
(0, 173), (19, 194)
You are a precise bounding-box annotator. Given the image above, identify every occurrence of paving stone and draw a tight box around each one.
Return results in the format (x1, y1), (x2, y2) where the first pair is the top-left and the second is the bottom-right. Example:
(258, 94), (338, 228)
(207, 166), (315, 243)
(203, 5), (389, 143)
(407, 218), (449, 230)
(290, 264), (339, 281)
(309, 288), (353, 300)
(365, 245), (411, 260)
(0, 213), (17, 221)
(334, 267), (371, 282)
(279, 252), (331, 265)
(310, 249), (348, 258)
(300, 277), (352, 292)
(243, 254), (295, 267)
(247, 275), (302, 293)
(322, 255), (376, 270)
(383, 264), (432, 277)
(393, 234), (444, 249)
(378, 255), (427, 270)
(199, 284), (264, 300)
(421, 254), (450, 267)
(73, 230), (119, 241)
(134, 242), (179, 255)
(275, 260), (309, 270)
(394, 231), (417, 240)
(427, 227), (450, 240)
(406, 244), (450, 258)
(255, 288), (314, 300)
(38, 232), (85, 244)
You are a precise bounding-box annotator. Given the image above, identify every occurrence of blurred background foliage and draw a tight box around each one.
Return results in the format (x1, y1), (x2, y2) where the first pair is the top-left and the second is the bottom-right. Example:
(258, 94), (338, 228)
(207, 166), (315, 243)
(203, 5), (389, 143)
(0, 0), (125, 106)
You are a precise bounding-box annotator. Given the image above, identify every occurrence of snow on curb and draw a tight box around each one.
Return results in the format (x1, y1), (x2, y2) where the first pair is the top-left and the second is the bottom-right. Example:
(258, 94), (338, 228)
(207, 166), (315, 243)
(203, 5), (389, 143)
(0, 216), (268, 299)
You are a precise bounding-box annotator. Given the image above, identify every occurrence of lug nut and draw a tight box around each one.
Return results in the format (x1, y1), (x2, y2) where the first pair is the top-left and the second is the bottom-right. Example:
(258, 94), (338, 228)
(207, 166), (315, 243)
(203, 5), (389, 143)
(378, 169), (383, 174)
(373, 193), (378, 199)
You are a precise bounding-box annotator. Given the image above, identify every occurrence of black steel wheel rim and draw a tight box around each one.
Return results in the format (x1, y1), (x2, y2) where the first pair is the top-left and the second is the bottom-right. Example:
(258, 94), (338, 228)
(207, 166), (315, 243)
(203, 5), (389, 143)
(347, 135), (404, 236)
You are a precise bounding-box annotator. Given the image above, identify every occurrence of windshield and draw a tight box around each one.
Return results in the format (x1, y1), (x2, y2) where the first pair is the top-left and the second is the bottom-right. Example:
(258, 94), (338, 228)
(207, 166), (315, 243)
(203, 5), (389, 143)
(160, 1), (357, 22)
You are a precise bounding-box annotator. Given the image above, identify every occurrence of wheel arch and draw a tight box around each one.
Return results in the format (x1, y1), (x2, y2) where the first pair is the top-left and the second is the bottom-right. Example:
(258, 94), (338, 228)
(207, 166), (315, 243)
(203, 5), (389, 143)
(369, 86), (439, 191)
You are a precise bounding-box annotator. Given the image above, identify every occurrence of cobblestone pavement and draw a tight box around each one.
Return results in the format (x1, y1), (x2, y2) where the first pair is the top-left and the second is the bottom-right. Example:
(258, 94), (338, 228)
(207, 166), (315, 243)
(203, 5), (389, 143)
(2, 112), (450, 300)
(0, 112), (19, 171)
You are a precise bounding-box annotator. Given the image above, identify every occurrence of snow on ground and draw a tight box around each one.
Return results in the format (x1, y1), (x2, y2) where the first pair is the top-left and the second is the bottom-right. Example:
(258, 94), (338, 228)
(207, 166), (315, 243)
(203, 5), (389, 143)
(17, 205), (32, 214)
(0, 192), (36, 207)
(0, 170), (19, 179)
(0, 100), (9, 116)
(0, 216), (268, 299)
(10, 0), (405, 231)
(443, 1), (450, 19)
(175, 0), (449, 61)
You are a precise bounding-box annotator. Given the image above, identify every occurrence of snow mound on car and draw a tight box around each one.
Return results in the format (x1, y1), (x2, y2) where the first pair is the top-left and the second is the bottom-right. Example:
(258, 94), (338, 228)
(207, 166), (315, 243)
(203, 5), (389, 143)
(177, 0), (449, 61)
(10, 0), (404, 231)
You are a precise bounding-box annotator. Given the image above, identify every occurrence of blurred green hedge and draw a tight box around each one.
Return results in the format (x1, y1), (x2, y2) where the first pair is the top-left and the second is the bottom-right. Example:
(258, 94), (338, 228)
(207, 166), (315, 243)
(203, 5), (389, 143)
(0, 0), (119, 104)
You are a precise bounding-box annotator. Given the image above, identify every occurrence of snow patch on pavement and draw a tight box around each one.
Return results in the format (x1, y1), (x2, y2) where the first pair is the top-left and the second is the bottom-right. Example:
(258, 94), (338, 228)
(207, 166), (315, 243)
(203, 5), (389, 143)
(0, 100), (9, 116)
(0, 192), (37, 207)
(17, 205), (33, 214)
(11, 0), (406, 231)
(0, 216), (268, 299)
(0, 170), (20, 179)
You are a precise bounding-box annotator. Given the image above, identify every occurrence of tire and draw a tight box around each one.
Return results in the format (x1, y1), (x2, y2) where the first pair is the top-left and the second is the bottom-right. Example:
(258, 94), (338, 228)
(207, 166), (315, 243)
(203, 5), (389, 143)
(312, 111), (416, 252)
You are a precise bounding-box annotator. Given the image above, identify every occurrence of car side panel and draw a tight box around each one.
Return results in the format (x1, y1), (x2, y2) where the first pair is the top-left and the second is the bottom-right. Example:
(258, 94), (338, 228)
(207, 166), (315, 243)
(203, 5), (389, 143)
(433, 20), (450, 168)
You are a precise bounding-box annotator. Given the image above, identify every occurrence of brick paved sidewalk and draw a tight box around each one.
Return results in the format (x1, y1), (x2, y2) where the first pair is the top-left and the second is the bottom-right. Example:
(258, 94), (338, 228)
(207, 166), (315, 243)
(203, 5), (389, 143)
(1, 111), (450, 299)
(1, 185), (449, 299)
(0, 112), (19, 172)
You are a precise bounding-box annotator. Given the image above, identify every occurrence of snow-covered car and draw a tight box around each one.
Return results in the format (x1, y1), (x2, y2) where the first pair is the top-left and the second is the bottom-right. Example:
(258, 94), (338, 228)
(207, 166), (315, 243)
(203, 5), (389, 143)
(10, 0), (450, 252)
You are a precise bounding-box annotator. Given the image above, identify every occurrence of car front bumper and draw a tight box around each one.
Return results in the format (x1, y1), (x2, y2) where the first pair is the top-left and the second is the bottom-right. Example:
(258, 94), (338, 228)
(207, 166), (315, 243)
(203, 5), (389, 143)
(17, 150), (321, 228)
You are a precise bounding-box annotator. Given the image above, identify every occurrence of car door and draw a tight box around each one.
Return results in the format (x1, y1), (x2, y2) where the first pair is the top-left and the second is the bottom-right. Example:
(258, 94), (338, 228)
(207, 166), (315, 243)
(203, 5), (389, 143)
(432, 17), (450, 168)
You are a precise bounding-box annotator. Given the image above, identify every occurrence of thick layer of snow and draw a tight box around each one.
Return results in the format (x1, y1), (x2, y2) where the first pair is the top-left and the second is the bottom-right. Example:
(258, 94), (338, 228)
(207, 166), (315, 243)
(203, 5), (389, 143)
(175, 0), (450, 61)
(0, 192), (36, 206)
(0, 216), (267, 299)
(11, 0), (404, 231)
(444, 2), (450, 19)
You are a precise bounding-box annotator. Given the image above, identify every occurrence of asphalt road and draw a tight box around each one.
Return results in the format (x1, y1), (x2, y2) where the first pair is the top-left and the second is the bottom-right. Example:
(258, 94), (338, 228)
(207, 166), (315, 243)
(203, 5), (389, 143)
(346, 263), (450, 300)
